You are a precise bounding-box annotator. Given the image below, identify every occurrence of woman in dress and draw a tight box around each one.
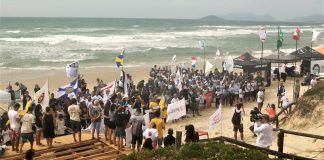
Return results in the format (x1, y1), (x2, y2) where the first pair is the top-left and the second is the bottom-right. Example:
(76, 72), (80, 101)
(43, 107), (55, 148)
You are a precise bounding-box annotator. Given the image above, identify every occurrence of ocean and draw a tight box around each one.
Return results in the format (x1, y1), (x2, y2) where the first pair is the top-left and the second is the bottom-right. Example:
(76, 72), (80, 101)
(0, 17), (323, 70)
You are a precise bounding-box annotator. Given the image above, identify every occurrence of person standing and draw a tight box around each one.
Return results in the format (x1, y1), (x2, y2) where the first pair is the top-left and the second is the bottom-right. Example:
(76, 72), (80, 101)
(68, 98), (82, 142)
(115, 106), (128, 151)
(20, 105), (35, 153)
(89, 100), (102, 140)
(150, 111), (165, 148)
(8, 103), (21, 153)
(34, 104), (44, 146)
(254, 114), (273, 148)
(310, 77), (317, 88)
(130, 109), (145, 152)
(15, 82), (27, 95)
(294, 79), (300, 102)
(232, 103), (245, 141)
(22, 91), (31, 110)
(43, 107), (55, 148)
(257, 88), (265, 111)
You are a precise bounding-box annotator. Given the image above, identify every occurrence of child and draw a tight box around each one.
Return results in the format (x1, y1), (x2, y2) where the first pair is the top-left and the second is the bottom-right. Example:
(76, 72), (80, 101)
(55, 114), (65, 136)
(163, 128), (175, 147)
(43, 107), (55, 148)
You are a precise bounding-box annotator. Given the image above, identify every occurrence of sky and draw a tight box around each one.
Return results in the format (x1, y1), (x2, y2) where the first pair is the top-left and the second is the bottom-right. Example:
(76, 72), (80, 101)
(1, 0), (323, 20)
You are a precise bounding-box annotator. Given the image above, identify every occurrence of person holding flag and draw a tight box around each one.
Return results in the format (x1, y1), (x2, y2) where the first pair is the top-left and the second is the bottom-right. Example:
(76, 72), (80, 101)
(115, 48), (125, 68)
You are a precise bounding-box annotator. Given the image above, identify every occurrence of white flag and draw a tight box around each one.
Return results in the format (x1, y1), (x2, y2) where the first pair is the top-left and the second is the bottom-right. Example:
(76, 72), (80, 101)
(172, 55), (177, 61)
(223, 56), (234, 72)
(258, 26), (267, 42)
(101, 80), (116, 102)
(175, 69), (182, 91)
(66, 61), (79, 78)
(216, 49), (221, 57)
(34, 80), (49, 111)
(312, 29), (321, 42)
(209, 104), (222, 130)
(199, 40), (205, 49)
(205, 60), (213, 75)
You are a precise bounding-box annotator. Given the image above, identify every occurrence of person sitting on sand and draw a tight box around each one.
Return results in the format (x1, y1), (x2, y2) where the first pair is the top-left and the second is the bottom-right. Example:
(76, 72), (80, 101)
(185, 124), (199, 143)
(265, 104), (276, 120)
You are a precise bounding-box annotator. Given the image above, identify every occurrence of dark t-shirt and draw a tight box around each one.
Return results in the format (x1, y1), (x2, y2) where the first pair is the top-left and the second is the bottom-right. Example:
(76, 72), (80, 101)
(164, 135), (175, 146)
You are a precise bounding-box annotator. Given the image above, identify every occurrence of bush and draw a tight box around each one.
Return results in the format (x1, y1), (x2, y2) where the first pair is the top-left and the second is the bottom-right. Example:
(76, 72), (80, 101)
(121, 142), (276, 160)
(303, 81), (324, 99)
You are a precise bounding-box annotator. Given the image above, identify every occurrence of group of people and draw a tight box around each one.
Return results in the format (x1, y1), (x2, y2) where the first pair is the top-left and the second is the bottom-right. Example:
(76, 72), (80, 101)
(0, 62), (313, 156)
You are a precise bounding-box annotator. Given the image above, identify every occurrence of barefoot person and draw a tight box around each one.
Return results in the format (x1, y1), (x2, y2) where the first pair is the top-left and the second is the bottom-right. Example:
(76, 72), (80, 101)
(20, 105), (35, 153)
(68, 98), (82, 142)
(34, 104), (44, 146)
(89, 100), (102, 140)
(8, 103), (21, 153)
(232, 103), (244, 141)
(43, 107), (55, 148)
(130, 108), (145, 152)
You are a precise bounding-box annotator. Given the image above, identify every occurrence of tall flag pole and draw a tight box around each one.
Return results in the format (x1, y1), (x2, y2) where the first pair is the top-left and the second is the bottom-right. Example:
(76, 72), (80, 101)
(276, 26), (283, 114)
(258, 26), (267, 84)
(199, 40), (206, 75)
(292, 27), (301, 102)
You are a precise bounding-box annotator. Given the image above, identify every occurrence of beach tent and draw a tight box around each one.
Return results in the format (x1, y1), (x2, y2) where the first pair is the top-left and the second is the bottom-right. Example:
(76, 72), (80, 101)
(233, 52), (271, 73)
(0, 90), (11, 103)
(290, 46), (324, 60)
(263, 52), (298, 63)
(316, 46), (324, 55)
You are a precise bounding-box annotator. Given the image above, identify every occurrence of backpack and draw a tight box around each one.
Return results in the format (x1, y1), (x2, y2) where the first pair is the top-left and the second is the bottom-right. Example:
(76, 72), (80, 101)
(232, 110), (241, 125)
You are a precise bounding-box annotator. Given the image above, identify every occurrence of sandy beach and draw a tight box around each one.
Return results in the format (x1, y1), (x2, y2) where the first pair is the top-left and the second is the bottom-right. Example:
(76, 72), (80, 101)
(1, 65), (323, 159)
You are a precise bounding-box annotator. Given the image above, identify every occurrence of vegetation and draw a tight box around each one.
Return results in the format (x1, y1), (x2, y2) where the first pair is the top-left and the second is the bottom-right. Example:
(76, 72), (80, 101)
(303, 81), (324, 99)
(121, 142), (276, 160)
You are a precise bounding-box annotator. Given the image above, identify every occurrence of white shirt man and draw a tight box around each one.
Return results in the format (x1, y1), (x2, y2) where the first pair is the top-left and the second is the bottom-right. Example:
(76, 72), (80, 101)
(68, 104), (81, 122)
(254, 116), (273, 148)
(21, 113), (35, 134)
(8, 109), (20, 131)
(171, 97), (179, 104)
(257, 89), (264, 110)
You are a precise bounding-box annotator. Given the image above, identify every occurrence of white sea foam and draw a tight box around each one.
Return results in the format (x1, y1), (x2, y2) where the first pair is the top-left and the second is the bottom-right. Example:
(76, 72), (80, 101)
(6, 30), (21, 34)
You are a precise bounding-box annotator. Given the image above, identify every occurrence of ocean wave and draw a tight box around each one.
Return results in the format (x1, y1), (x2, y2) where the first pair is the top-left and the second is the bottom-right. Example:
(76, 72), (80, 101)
(0, 66), (64, 71)
(6, 30), (21, 34)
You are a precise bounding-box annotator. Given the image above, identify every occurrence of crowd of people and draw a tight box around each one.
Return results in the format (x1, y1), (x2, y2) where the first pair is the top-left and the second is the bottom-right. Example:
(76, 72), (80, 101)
(0, 63), (308, 157)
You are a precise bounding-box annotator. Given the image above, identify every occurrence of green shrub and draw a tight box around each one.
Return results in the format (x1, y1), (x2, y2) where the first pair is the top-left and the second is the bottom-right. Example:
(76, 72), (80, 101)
(303, 81), (324, 99)
(121, 142), (276, 160)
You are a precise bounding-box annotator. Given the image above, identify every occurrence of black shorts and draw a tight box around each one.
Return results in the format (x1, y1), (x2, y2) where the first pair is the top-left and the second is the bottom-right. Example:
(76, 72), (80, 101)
(257, 102), (263, 108)
(70, 120), (81, 132)
(131, 134), (143, 145)
(21, 133), (34, 143)
(233, 124), (244, 133)
(107, 121), (116, 129)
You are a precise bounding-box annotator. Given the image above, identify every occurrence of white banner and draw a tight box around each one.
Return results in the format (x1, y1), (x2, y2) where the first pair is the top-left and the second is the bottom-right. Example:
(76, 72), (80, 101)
(311, 60), (324, 78)
(66, 61), (79, 78)
(101, 80), (115, 102)
(34, 80), (49, 111)
(258, 26), (267, 42)
(166, 98), (186, 122)
(209, 104), (222, 130)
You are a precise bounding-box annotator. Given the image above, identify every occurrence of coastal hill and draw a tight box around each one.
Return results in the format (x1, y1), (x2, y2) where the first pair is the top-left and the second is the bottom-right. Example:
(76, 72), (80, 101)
(199, 15), (225, 21)
(288, 14), (324, 23)
(219, 13), (276, 22)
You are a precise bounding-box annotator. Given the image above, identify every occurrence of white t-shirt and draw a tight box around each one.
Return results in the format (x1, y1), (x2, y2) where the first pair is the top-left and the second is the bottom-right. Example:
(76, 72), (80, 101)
(254, 122), (273, 148)
(92, 95), (103, 102)
(257, 91), (264, 103)
(280, 96), (289, 108)
(56, 119), (65, 135)
(21, 113), (35, 134)
(68, 104), (81, 122)
(8, 109), (20, 131)
(143, 128), (158, 141)
(279, 64), (286, 73)
(310, 79), (317, 87)
(2, 129), (10, 144)
(239, 89), (244, 98)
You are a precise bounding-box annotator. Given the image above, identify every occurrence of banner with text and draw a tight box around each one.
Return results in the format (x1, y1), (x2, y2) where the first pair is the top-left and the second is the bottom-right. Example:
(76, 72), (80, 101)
(167, 98), (186, 122)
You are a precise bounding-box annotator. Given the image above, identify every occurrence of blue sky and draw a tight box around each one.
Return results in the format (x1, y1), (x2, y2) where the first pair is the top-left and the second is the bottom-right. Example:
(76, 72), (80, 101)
(1, 0), (323, 20)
